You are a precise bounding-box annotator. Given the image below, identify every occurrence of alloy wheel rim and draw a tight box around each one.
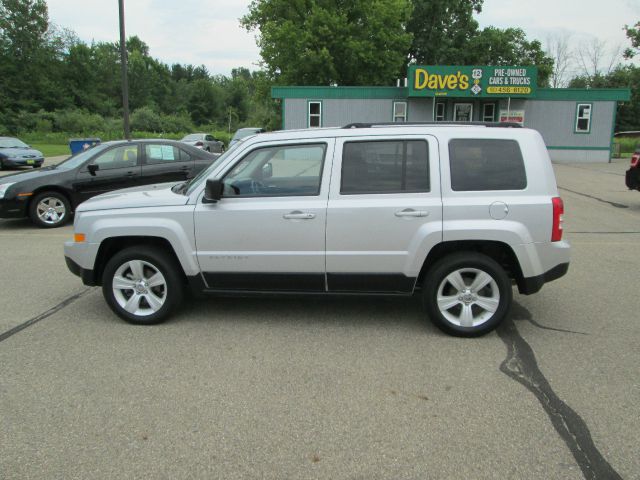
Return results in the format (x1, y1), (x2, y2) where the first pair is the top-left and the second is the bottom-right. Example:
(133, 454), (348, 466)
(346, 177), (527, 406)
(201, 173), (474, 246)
(112, 260), (167, 317)
(36, 197), (66, 224)
(436, 268), (500, 327)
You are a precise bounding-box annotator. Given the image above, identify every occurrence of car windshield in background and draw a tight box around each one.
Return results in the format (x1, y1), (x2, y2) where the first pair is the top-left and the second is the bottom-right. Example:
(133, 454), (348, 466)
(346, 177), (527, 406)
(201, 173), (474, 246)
(54, 144), (109, 170)
(233, 129), (262, 141)
(0, 138), (29, 148)
(182, 134), (203, 141)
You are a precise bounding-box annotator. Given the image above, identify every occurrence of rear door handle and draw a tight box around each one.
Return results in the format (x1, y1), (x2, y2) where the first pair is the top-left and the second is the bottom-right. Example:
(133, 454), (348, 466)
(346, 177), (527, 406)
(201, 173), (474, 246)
(395, 209), (429, 218)
(283, 211), (316, 220)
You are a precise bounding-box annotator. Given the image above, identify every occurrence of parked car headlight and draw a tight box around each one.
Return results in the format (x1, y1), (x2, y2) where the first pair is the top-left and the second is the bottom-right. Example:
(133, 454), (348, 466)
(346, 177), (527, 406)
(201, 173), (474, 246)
(0, 182), (16, 199)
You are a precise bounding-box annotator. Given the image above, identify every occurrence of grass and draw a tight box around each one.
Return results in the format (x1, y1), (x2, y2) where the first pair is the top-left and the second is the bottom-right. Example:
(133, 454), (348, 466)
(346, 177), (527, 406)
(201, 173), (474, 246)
(31, 143), (71, 157)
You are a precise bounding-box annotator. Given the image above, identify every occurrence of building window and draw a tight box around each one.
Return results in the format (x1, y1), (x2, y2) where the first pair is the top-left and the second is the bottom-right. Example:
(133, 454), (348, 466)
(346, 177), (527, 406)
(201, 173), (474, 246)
(575, 103), (592, 133)
(393, 101), (407, 122)
(341, 140), (429, 194)
(482, 103), (496, 122)
(435, 102), (446, 122)
(308, 101), (322, 128)
(454, 103), (473, 122)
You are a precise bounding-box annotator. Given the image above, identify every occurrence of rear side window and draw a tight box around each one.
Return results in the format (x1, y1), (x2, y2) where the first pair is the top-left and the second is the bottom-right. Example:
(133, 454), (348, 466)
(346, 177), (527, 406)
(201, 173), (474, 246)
(341, 140), (429, 194)
(448, 139), (526, 191)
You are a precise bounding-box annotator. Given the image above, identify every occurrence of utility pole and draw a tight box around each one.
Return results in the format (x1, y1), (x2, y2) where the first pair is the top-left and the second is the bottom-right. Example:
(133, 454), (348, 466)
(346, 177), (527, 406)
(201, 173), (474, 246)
(118, 0), (131, 140)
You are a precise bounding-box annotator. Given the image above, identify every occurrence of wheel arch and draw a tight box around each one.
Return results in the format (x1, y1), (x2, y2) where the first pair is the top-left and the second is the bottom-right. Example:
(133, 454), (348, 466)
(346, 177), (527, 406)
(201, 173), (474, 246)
(92, 236), (188, 287)
(27, 186), (75, 212)
(416, 240), (524, 290)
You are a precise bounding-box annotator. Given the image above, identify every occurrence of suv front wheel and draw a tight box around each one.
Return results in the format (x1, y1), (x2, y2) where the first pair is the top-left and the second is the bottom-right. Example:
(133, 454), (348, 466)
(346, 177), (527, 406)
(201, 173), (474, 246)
(102, 246), (184, 325)
(423, 252), (512, 337)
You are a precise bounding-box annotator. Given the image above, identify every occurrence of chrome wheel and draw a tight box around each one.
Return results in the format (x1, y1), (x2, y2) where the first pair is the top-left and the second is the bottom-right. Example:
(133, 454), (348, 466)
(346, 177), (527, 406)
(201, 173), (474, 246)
(36, 197), (66, 225)
(112, 260), (167, 317)
(436, 268), (500, 328)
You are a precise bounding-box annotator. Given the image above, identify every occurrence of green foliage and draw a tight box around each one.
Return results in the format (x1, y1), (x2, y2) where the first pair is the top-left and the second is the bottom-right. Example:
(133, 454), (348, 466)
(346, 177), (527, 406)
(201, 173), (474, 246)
(408, 0), (482, 65)
(613, 137), (640, 154)
(241, 0), (413, 86)
(624, 21), (640, 59)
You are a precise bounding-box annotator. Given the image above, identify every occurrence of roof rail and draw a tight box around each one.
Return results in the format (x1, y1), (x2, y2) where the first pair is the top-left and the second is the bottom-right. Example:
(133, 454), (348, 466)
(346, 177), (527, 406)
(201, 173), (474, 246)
(342, 122), (523, 129)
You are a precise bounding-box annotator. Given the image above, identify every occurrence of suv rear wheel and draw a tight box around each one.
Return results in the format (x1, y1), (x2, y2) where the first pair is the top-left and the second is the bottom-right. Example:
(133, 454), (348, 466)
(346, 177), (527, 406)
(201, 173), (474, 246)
(423, 252), (512, 337)
(102, 246), (184, 325)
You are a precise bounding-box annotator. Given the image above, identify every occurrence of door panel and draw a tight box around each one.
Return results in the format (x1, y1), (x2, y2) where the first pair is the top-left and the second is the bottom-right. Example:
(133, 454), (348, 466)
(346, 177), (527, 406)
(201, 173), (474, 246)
(193, 140), (334, 292)
(326, 135), (442, 293)
(73, 144), (141, 203)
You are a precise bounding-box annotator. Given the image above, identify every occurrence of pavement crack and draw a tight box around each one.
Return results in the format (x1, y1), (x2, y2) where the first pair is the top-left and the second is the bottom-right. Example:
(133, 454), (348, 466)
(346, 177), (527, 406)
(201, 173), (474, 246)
(0, 288), (94, 343)
(497, 315), (621, 480)
(558, 187), (628, 209)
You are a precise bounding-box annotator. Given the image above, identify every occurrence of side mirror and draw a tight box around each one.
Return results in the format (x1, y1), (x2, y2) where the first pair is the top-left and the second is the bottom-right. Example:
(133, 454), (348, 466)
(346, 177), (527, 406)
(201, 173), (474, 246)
(203, 178), (224, 203)
(262, 163), (273, 179)
(87, 164), (99, 176)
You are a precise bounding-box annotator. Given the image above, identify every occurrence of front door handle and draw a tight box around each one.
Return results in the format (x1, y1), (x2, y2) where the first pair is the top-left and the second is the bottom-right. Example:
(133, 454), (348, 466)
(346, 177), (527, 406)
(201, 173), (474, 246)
(395, 208), (429, 218)
(283, 211), (316, 220)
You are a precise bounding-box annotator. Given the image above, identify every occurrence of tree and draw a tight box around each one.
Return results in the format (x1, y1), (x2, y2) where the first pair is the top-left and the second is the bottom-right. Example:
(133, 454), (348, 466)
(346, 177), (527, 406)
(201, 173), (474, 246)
(466, 27), (553, 86)
(407, 0), (553, 86)
(545, 33), (574, 88)
(623, 21), (640, 59)
(576, 37), (621, 80)
(241, 0), (413, 86)
(408, 0), (482, 65)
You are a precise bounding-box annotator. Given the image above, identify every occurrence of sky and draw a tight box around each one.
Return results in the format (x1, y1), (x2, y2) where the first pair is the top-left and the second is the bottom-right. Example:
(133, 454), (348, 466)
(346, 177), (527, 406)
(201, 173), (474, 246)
(46, 0), (640, 76)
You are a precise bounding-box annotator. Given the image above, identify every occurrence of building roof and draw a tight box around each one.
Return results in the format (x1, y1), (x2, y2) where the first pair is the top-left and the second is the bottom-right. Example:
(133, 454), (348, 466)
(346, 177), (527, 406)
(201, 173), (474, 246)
(272, 86), (631, 102)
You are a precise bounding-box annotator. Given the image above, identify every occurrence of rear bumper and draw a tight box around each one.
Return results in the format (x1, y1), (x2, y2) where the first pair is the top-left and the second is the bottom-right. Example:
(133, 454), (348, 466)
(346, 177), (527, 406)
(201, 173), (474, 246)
(625, 168), (639, 190)
(518, 262), (569, 295)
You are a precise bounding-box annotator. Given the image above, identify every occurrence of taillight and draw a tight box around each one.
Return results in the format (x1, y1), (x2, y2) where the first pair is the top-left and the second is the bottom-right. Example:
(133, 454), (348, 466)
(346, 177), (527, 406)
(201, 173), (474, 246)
(631, 153), (640, 168)
(551, 197), (564, 242)
(195, 141), (204, 147)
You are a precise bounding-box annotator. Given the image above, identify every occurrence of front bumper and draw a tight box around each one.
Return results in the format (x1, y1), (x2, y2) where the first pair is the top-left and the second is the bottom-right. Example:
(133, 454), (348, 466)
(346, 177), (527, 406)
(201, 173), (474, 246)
(625, 168), (639, 191)
(0, 196), (29, 219)
(65, 256), (97, 286)
(1, 157), (44, 167)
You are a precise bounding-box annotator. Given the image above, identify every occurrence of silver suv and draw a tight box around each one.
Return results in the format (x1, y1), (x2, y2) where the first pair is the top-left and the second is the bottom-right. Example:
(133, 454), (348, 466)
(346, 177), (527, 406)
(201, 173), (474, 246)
(64, 123), (570, 336)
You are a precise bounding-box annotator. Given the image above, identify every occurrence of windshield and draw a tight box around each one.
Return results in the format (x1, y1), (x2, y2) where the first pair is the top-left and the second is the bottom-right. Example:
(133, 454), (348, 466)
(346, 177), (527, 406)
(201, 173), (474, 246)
(185, 140), (244, 195)
(182, 134), (203, 141)
(0, 138), (29, 148)
(54, 144), (109, 170)
(232, 129), (261, 141)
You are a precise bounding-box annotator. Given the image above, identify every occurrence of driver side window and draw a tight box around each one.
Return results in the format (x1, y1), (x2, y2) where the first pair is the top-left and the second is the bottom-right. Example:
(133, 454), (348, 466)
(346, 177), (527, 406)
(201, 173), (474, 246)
(92, 145), (138, 171)
(223, 143), (326, 197)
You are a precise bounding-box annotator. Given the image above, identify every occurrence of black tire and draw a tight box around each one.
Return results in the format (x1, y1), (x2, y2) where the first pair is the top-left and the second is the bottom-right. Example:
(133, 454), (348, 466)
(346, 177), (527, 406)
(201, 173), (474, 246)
(423, 252), (512, 337)
(205, 146), (211, 152)
(102, 246), (184, 325)
(33, 164), (41, 168)
(28, 191), (71, 228)
(0, 159), (5, 170)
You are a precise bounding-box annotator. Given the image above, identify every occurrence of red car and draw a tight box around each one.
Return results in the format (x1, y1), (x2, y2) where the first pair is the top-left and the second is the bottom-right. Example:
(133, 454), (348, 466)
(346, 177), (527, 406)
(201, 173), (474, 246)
(625, 148), (640, 191)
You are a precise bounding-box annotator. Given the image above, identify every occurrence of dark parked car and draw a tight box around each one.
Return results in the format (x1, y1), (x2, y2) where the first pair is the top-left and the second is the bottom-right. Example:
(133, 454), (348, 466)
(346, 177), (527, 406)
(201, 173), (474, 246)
(626, 148), (640, 191)
(0, 137), (45, 169)
(228, 127), (265, 147)
(180, 133), (225, 153)
(0, 139), (218, 228)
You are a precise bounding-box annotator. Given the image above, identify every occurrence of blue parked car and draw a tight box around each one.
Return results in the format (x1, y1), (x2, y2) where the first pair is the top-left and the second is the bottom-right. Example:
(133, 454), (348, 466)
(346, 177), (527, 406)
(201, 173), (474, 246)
(0, 137), (44, 169)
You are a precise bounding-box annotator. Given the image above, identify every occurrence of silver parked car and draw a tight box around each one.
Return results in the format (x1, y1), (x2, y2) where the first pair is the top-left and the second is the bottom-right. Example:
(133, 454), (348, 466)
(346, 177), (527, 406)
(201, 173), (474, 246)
(65, 123), (570, 337)
(180, 133), (225, 153)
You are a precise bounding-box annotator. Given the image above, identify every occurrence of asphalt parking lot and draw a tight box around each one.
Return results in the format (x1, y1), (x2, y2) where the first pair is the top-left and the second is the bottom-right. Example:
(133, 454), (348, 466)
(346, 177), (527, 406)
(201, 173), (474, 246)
(0, 157), (638, 479)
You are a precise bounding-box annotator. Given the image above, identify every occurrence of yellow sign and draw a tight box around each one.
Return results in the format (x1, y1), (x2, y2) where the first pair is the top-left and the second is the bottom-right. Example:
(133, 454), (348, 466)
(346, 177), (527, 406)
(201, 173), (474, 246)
(414, 69), (470, 92)
(487, 86), (532, 95)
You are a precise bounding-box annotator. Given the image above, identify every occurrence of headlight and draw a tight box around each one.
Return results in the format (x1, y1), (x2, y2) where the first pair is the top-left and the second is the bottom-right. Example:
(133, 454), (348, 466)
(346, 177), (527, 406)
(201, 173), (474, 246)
(0, 183), (16, 199)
